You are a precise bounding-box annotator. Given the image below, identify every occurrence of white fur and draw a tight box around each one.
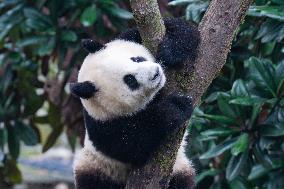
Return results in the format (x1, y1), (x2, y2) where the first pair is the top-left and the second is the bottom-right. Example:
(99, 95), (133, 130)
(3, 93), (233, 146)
(73, 133), (131, 182)
(78, 40), (166, 121)
(173, 131), (195, 176)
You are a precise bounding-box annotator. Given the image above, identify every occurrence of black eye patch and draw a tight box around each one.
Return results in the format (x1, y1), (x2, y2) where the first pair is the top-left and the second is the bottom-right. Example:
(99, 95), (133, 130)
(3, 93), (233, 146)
(130, 56), (147, 63)
(123, 74), (140, 90)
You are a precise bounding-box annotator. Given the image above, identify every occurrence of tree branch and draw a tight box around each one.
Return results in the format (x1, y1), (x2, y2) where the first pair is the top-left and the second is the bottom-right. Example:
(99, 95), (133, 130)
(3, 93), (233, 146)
(129, 0), (166, 53)
(126, 0), (253, 188)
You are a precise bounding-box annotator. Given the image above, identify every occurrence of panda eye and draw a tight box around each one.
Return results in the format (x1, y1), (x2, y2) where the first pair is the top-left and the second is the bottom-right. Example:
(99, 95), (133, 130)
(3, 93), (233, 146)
(130, 56), (147, 63)
(123, 74), (140, 90)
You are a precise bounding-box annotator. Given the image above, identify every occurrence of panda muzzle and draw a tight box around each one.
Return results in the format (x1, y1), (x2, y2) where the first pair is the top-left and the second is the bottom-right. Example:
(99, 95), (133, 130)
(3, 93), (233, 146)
(69, 81), (98, 99)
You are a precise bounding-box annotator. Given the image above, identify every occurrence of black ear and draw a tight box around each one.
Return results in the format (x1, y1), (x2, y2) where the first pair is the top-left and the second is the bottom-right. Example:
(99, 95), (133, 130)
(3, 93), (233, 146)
(81, 39), (105, 53)
(69, 81), (98, 99)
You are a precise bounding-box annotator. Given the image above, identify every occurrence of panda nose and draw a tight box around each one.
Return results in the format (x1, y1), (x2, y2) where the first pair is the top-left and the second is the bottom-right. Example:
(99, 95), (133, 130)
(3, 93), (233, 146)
(151, 67), (160, 81)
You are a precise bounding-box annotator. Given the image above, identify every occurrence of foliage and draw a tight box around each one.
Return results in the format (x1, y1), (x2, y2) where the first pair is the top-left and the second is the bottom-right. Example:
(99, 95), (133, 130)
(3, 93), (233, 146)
(0, 0), (132, 185)
(169, 0), (284, 188)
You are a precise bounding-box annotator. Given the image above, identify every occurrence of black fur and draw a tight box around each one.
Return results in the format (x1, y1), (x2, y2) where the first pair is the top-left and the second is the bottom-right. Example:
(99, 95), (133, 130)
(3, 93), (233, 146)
(81, 39), (105, 53)
(118, 18), (200, 67)
(123, 74), (140, 91)
(168, 173), (195, 189)
(75, 170), (124, 189)
(70, 81), (97, 99)
(84, 93), (193, 167)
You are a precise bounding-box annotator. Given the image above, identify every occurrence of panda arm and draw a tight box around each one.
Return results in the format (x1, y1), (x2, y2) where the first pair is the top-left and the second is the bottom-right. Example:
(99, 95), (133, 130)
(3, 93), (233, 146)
(156, 18), (200, 67)
(149, 94), (193, 131)
(116, 28), (142, 44)
(118, 18), (200, 67)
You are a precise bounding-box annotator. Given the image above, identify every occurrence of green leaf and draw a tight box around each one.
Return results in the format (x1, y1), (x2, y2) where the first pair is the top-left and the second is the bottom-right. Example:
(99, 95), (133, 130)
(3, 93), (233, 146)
(248, 164), (268, 180)
(185, 2), (208, 22)
(0, 127), (7, 149)
(229, 178), (247, 189)
(231, 79), (250, 97)
(16, 36), (47, 47)
(259, 124), (284, 137)
(108, 7), (133, 19)
(80, 5), (98, 27)
(249, 103), (262, 129)
(201, 128), (238, 137)
(14, 122), (39, 146)
(168, 0), (198, 6)
(7, 126), (20, 159)
(249, 6), (284, 21)
(261, 42), (276, 56)
(23, 8), (53, 31)
(36, 37), (55, 56)
(217, 92), (237, 118)
(253, 143), (274, 169)
(48, 104), (62, 128)
(226, 150), (248, 181)
(205, 91), (219, 103)
(61, 30), (78, 42)
(201, 114), (237, 125)
(196, 168), (221, 183)
(200, 138), (238, 159)
(231, 133), (249, 156)
(42, 125), (63, 153)
(246, 57), (277, 97)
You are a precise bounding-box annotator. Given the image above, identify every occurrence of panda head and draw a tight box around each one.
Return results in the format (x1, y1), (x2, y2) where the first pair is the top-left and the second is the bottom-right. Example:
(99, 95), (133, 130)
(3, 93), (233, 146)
(70, 39), (166, 121)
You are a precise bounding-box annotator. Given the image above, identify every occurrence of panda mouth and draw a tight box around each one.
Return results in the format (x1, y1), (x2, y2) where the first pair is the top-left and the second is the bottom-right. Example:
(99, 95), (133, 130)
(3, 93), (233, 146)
(151, 68), (160, 81)
(155, 77), (162, 88)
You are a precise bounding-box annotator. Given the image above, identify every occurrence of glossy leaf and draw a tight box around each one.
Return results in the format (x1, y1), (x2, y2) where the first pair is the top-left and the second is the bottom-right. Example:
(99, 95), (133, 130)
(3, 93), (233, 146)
(231, 133), (249, 156)
(0, 127), (7, 149)
(201, 128), (238, 137)
(259, 124), (284, 137)
(109, 7), (133, 19)
(200, 138), (238, 159)
(231, 79), (250, 97)
(7, 126), (20, 159)
(168, 0), (198, 6)
(42, 125), (63, 153)
(14, 122), (39, 146)
(229, 178), (248, 189)
(196, 168), (221, 183)
(248, 164), (268, 180)
(201, 114), (237, 125)
(246, 57), (277, 97)
(249, 6), (284, 21)
(61, 30), (78, 42)
(217, 93), (237, 118)
(80, 5), (98, 27)
(226, 150), (248, 181)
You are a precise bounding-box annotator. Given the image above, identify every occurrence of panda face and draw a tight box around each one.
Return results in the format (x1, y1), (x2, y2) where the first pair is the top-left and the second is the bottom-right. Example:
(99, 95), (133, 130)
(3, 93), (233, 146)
(76, 40), (166, 121)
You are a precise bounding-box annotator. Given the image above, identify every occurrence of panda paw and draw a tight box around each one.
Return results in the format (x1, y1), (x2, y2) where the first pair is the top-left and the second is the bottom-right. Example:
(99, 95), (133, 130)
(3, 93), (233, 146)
(169, 93), (193, 118)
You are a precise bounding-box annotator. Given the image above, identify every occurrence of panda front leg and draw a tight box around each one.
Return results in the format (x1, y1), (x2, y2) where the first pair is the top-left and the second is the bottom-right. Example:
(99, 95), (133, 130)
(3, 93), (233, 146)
(168, 131), (195, 189)
(73, 146), (130, 189)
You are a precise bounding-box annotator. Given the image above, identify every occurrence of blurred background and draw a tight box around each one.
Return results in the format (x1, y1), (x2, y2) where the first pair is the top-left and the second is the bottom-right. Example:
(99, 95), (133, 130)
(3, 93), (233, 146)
(0, 0), (283, 189)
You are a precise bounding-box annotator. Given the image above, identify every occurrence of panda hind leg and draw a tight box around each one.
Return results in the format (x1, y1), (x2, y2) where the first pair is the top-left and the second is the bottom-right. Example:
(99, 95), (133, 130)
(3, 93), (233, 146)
(75, 169), (124, 189)
(168, 171), (195, 189)
(168, 133), (195, 189)
(73, 147), (129, 189)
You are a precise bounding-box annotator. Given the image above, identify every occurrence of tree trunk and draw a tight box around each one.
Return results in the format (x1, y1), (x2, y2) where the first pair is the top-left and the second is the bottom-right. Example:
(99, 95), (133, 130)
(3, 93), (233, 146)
(125, 0), (253, 189)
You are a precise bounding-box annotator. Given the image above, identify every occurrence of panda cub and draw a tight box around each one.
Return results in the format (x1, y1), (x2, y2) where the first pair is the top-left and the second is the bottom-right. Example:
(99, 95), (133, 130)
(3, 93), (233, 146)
(70, 18), (200, 189)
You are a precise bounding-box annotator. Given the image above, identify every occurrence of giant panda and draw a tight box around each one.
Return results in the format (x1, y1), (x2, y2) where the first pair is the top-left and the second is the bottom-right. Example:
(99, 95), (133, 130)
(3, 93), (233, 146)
(70, 18), (200, 189)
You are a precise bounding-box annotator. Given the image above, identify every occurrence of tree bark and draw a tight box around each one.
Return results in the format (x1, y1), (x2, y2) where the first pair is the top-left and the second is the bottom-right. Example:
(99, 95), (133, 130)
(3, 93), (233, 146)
(126, 0), (253, 189)
(129, 0), (166, 53)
